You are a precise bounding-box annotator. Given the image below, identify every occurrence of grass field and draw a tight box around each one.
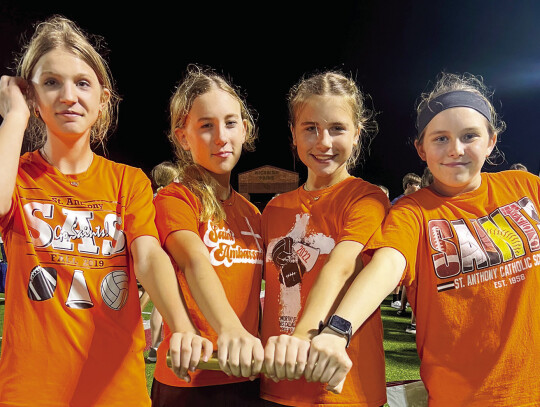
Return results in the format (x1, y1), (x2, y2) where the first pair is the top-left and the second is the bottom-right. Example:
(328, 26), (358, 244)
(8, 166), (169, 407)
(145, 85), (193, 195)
(1, 293), (420, 401)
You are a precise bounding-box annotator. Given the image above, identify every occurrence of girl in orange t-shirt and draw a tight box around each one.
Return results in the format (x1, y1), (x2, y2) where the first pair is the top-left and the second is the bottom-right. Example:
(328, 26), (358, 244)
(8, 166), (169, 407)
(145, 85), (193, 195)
(151, 65), (265, 406)
(312, 72), (540, 406)
(260, 71), (390, 406)
(0, 16), (210, 406)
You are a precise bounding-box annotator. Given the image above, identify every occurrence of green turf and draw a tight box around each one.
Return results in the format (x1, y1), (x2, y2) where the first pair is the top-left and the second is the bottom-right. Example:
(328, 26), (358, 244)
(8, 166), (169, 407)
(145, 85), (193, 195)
(0, 294), (420, 399)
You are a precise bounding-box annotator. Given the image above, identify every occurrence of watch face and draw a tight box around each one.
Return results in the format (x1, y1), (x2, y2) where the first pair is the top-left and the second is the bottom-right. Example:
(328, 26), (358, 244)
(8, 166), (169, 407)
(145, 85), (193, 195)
(329, 315), (351, 333)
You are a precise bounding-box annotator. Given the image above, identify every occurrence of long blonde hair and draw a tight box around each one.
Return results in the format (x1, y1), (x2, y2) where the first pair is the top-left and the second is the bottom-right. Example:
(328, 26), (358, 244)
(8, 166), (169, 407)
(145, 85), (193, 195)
(169, 65), (257, 222)
(287, 70), (377, 169)
(16, 15), (120, 151)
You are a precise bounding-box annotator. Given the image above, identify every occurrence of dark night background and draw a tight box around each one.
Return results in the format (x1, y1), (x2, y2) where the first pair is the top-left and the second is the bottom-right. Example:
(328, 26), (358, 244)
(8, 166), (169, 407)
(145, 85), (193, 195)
(1, 1), (539, 202)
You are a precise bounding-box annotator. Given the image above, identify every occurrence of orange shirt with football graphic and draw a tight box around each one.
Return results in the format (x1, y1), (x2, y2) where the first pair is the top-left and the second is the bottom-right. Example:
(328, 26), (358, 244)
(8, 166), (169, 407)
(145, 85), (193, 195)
(365, 171), (540, 407)
(0, 151), (156, 407)
(153, 183), (263, 387)
(261, 176), (389, 407)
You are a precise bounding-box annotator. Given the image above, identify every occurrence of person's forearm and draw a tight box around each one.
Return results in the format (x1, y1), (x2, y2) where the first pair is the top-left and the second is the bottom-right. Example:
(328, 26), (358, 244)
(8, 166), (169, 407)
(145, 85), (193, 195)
(183, 255), (245, 334)
(333, 248), (405, 334)
(293, 258), (359, 339)
(135, 245), (197, 333)
(293, 241), (364, 339)
(0, 111), (27, 215)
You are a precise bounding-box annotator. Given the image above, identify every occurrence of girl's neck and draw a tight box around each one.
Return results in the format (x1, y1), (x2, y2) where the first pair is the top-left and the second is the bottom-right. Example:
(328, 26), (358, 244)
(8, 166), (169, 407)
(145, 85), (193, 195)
(209, 171), (232, 201)
(40, 136), (94, 175)
(304, 167), (351, 192)
(429, 174), (483, 197)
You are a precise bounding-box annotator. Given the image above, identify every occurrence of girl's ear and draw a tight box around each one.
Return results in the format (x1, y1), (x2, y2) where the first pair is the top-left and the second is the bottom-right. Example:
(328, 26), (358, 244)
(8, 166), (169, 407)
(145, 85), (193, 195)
(242, 118), (248, 144)
(486, 133), (497, 157)
(100, 88), (111, 111)
(175, 128), (190, 151)
(290, 124), (297, 146)
(415, 139), (427, 161)
(353, 125), (361, 146)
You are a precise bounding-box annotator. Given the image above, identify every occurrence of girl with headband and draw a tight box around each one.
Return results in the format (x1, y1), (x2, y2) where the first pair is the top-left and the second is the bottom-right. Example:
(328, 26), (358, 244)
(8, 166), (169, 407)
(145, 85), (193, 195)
(0, 16), (211, 406)
(298, 72), (540, 406)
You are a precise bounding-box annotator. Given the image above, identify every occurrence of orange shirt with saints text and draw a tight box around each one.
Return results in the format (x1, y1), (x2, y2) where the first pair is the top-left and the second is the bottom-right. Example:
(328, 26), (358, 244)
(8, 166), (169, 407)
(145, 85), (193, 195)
(152, 183), (263, 387)
(365, 171), (540, 407)
(0, 151), (156, 407)
(261, 177), (389, 407)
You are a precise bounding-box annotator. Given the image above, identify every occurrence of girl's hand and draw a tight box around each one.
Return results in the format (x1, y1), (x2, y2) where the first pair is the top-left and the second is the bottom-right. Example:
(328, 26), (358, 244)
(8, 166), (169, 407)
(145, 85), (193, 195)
(168, 331), (213, 383)
(0, 76), (30, 120)
(264, 334), (311, 382)
(217, 329), (264, 380)
(304, 329), (352, 394)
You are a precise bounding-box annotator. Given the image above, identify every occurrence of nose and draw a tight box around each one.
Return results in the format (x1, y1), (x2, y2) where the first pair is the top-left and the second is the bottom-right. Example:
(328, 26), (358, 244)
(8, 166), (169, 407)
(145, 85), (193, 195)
(60, 82), (77, 105)
(316, 128), (332, 150)
(214, 123), (228, 146)
(448, 138), (464, 157)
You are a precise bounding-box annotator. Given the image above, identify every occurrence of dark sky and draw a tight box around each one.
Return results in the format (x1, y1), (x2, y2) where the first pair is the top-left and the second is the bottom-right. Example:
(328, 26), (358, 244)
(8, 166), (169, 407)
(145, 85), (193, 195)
(1, 1), (539, 199)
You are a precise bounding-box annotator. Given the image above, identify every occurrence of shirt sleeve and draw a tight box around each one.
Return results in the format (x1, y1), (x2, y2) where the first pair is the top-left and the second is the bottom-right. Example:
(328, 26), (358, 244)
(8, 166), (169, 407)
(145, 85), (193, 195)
(0, 191), (17, 234)
(339, 187), (390, 246)
(363, 198), (423, 286)
(153, 185), (201, 246)
(123, 169), (160, 246)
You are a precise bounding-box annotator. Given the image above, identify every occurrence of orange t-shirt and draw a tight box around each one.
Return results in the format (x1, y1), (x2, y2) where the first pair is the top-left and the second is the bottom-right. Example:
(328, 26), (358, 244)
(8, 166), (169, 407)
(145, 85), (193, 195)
(366, 171), (540, 406)
(261, 176), (389, 407)
(153, 183), (263, 387)
(0, 151), (156, 406)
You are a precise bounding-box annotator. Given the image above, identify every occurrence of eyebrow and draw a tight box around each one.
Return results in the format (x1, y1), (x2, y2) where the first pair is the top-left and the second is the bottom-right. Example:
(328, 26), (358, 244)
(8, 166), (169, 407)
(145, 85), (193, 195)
(299, 121), (346, 127)
(428, 126), (482, 135)
(197, 113), (240, 122)
(461, 127), (483, 132)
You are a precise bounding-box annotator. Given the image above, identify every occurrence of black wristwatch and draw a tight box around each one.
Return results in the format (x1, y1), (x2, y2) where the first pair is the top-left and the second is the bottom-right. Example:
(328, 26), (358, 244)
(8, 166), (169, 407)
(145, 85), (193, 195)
(318, 314), (352, 348)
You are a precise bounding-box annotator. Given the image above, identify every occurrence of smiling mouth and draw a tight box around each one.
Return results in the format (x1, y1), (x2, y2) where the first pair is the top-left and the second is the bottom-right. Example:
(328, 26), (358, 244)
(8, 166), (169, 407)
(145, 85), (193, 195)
(57, 111), (82, 117)
(213, 152), (233, 158)
(311, 154), (336, 162)
(443, 162), (469, 167)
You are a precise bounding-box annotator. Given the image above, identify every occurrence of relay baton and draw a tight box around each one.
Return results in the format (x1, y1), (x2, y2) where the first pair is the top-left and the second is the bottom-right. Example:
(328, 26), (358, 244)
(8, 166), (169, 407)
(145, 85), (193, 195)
(166, 351), (267, 373)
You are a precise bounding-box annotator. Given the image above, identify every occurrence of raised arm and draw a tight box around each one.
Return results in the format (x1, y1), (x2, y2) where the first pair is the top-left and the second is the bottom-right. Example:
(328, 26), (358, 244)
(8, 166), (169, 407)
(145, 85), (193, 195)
(131, 235), (213, 382)
(0, 76), (30, 216)
(165, 230), (264, 379)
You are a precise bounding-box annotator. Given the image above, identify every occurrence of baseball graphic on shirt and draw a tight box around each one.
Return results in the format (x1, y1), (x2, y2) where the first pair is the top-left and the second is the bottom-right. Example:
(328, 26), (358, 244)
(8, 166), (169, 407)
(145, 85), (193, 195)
(101, 270), (129, 310)
(27, 265), (57, 301)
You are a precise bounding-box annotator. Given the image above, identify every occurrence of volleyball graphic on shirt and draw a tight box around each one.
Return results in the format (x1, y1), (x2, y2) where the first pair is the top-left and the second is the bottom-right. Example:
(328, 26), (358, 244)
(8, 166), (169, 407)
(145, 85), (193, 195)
(101, 270), (129, 310)
(27, 265), (57, 301)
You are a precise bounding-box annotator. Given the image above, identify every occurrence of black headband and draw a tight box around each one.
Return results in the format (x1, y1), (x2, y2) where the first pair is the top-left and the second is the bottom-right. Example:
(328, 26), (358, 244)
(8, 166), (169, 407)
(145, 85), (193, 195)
(417, 90), (492, 136)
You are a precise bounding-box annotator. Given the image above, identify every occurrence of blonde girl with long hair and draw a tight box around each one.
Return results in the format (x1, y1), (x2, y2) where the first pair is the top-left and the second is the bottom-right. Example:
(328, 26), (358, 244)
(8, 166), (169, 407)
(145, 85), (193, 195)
(151, 65), (264, 406)
(0, 16), (211, 406)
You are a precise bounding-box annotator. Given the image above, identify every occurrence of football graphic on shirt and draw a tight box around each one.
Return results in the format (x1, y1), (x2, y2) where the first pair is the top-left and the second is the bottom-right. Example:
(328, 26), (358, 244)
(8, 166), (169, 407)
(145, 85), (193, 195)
(27, 265), (57, 301)
(272, 237), (306, 287)
(101, 270), (129, 310)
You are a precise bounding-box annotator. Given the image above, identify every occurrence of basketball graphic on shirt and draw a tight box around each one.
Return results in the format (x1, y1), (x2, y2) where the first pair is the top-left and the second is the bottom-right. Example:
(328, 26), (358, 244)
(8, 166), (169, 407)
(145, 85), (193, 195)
(101, 270), (129, 310)
(272, 237), (306, 287)
(27, 265), (57, 301)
